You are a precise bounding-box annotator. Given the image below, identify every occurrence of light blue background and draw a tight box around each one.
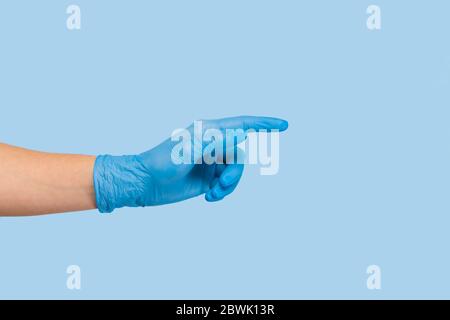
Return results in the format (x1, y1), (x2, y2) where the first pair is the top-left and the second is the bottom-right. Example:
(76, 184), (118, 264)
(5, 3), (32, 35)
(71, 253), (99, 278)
(0, 0), (449, 299)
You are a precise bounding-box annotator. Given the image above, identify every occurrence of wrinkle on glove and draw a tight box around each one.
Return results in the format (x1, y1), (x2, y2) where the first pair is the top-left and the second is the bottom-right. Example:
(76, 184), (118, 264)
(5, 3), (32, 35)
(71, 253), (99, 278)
(94, 155), (154, 213)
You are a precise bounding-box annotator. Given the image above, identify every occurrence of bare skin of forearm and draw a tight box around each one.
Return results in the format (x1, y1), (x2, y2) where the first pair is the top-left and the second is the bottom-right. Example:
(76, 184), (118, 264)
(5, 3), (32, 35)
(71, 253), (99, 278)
(0, 143), (96, 216)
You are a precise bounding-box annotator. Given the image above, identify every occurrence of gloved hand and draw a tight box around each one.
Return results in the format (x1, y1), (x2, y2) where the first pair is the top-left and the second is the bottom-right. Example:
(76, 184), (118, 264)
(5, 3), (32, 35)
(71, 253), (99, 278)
(93, 116), (288, 213)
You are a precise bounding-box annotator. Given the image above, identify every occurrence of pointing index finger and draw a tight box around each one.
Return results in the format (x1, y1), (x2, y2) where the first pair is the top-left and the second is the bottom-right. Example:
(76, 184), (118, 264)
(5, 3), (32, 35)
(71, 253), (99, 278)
(213, 116), (289, 132)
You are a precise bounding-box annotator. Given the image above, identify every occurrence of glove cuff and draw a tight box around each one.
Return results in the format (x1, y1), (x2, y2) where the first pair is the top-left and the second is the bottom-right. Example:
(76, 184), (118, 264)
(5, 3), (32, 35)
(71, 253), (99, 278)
(93, 154), (148, 213)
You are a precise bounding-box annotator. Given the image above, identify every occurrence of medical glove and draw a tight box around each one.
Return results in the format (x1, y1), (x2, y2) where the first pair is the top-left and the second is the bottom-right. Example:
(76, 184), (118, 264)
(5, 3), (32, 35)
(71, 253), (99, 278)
(93, 116), (288, 213)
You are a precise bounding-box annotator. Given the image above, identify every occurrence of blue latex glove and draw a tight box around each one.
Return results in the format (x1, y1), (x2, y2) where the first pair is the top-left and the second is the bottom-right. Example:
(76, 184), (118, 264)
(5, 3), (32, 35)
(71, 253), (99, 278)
(93, 116), (288, 213)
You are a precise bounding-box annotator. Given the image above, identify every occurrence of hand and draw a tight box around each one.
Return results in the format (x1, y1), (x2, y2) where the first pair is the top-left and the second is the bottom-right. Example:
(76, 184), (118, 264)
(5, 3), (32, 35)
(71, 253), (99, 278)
(93, 116), (289, 213)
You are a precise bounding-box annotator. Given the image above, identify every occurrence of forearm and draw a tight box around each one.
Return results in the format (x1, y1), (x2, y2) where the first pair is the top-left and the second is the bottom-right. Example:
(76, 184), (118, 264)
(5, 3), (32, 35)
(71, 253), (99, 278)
(0, 143), (96, 216)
